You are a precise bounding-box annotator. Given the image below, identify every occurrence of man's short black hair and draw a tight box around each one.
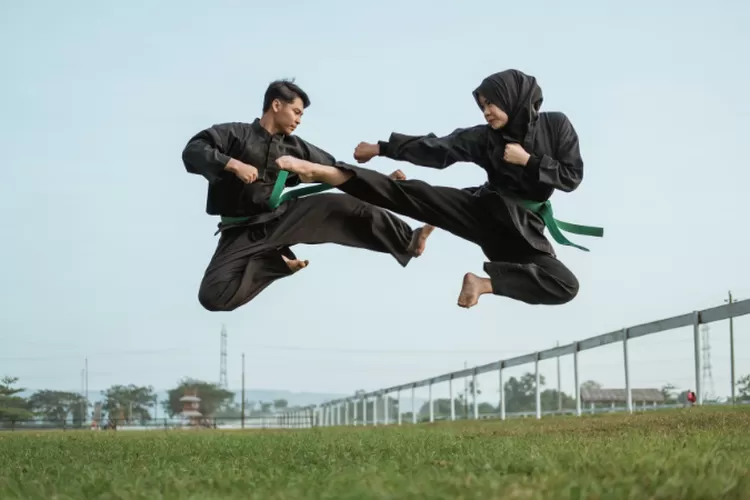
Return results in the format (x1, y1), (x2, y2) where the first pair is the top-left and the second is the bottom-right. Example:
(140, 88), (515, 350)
(262, 79), (311, 113)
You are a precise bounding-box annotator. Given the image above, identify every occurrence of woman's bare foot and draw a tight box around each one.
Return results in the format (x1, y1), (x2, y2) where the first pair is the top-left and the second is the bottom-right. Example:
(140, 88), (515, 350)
(282, 254), (309, 273)
(275, 156), (319, 183)
(407, 224), (435, 257)
(457, 272), (492, 308)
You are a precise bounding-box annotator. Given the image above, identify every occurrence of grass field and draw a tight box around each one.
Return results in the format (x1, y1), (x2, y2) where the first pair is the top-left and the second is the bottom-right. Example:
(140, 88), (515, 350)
(1, 407), (748, 499)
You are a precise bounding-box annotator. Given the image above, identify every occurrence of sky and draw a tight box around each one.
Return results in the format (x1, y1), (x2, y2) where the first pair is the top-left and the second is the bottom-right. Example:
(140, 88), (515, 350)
(1, 0), (749, 406)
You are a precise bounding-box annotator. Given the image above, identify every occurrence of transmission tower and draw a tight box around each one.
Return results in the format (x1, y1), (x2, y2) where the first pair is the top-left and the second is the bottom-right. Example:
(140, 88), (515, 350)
(219, 324), (228, 389)
(700, 324), (715, 400)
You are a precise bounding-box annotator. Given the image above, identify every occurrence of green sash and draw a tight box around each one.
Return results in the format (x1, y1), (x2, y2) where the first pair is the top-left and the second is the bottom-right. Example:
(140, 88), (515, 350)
(220, 171), (603, 251)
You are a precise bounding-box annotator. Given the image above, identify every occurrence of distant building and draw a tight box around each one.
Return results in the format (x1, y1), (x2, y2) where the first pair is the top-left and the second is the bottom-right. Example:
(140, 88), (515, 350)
(179, 391), (203, 426)
(581, 387), (665, 411)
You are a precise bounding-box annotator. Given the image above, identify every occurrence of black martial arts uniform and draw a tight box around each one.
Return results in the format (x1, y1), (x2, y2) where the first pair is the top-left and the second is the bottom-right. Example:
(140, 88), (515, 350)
(335, 70), (582, 305)
(182, 118), (415, 312)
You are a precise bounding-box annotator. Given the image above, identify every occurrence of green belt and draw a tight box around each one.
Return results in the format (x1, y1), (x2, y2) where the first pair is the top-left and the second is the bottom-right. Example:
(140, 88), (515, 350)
(221, 171), (603, 251)
(219, 171), (332, 226)
(518, 199), (603, 252)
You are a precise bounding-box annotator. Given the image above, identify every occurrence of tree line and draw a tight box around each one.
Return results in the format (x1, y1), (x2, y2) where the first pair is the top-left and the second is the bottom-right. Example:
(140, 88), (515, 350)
(0, 376), (292, 427)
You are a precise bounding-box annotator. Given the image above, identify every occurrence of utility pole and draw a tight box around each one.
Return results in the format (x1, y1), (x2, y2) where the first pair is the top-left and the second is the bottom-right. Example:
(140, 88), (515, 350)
(727, 291), (736, 404)
(463, 361), (468, 419)
(556, 341), (562, 413)
(241, 353), (246, 429)
(85, 357), (89, 423)
(220, 325), (228, 389)
(80, 368), (85, 424)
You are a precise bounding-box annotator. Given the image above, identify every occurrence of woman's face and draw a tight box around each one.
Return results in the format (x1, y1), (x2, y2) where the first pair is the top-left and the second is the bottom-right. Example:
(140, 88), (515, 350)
(476, 93), (509, 130)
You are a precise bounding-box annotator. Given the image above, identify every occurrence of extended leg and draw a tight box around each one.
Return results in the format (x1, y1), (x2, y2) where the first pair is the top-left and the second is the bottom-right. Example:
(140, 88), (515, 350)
(276, 157), (485, 244)
(265, 193), (419, 267)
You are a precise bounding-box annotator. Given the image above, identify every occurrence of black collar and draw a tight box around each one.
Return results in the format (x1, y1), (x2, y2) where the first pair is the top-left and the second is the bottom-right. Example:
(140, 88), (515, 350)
(251, 118), (287, 139)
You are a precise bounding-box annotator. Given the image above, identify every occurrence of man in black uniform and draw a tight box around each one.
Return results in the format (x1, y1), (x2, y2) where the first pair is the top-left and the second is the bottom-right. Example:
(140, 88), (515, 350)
(182, 79), (429, 312)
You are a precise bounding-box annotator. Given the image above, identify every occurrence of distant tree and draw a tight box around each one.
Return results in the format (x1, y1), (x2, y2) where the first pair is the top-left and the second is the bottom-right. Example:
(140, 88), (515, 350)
(102, 384), (156, 424)
(213, 402), (243, 420)
(661, 383), (678, 404)
(273, 399), (288, 410)
(580, 380), (602, 392)
(28, 390), (89, 426)
(540, 389), (577, 412)
(477, 402), (496, 414)
(504, 372), (545, 413)
(737, 374), (750, 401)
(163, 379), (234, 418)
(0, 376), (34, 423)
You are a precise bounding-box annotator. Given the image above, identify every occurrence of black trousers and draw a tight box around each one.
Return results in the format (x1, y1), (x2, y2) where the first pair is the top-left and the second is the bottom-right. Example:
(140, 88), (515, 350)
(198, 193), (414, 312)
(336, 165), (579, 305)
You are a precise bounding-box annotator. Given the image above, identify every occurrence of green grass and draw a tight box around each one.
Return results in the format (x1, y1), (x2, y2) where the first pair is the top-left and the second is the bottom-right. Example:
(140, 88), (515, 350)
(1, 406), (749, 499)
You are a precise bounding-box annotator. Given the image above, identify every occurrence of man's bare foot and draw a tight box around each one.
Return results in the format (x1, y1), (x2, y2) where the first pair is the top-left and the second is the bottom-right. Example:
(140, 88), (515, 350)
(407, 224), (435, 257)
(389, 169), (406, 180)
(457, 272), (492, 309)
(282, 254), (309, 273)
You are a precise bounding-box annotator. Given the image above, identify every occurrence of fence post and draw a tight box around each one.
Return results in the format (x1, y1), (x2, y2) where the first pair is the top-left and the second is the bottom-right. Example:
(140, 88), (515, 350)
(449, 377), (455, 421)
(693, 311), (703, 405)
(397, 390), (402, 425)
(535, 353), (542, 419)
(383, 393), (389, 426)
(411, 386), (416, 424)
(472, 371), (479, 420)
(623, 328), (632, 413)
(574, 342), (581, 416)
(429, 383), (434, 423)
(499, 362), (506, 420)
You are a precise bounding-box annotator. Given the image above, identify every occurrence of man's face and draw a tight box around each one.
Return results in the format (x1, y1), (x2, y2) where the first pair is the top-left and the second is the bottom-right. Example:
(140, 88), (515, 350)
(272, 96), (304, 135)
(476, 93), (509, 130)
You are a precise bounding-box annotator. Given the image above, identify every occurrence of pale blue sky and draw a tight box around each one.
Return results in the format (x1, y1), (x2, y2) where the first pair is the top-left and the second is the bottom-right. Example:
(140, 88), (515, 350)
(1, 0), (748, 404)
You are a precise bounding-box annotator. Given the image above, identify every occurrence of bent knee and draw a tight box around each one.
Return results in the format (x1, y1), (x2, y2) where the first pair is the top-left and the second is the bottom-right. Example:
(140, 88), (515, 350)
(198, 282), (239, 312)
(555, 270), (579, 305)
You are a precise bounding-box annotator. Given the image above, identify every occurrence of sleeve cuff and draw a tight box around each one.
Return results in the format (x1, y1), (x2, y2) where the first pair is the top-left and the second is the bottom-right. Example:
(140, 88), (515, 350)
(525, 154), (542, 180)
(377, 140), (391, 157)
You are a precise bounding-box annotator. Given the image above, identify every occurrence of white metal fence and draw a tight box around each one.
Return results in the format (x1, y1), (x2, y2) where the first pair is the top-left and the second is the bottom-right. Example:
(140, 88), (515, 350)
(278, 299), (750, 428)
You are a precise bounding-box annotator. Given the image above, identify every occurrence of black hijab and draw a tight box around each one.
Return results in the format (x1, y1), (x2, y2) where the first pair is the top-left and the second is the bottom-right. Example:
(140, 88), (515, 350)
(472, 69), (543, 146)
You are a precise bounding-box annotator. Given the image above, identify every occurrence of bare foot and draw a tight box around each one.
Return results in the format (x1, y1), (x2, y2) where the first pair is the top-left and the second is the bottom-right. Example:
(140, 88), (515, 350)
(276, 155), (352, 186)
(407, 225), (435, 257)
(389, 169), (406, 180)
(282, 255), (309, 273)
(457, 272), (492, 309)
(276, 156), (318, 183)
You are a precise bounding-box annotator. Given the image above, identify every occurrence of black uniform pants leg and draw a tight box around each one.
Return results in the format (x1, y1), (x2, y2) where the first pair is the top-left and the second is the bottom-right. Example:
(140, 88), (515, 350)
(267, 193), (415, 266)
(482, 250), (580, 305)
(197, 192), (417, 312)
(198, 224), (299, 312)
(336, 165), (486, 245)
